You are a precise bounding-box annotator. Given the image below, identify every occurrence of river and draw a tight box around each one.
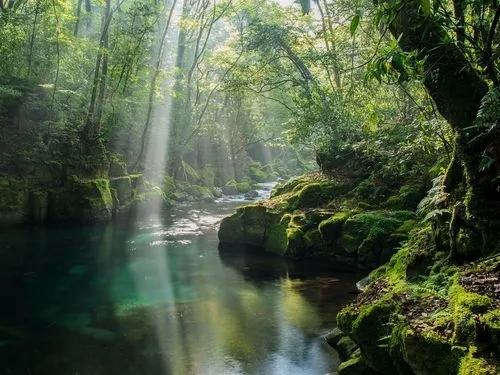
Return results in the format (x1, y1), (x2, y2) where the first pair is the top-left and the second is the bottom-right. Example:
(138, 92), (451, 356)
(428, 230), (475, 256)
(0, 186), (361, 375)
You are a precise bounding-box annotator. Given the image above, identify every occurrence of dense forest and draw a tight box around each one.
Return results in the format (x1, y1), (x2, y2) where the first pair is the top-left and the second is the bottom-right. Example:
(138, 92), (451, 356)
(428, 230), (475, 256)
(0, 0), (499, 374)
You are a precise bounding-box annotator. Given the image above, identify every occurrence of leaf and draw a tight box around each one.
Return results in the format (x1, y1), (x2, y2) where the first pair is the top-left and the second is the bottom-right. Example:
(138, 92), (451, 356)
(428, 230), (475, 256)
(350, 14), (360, 36)
(421, 0), (431, 17)
(423, 209), (450, 222)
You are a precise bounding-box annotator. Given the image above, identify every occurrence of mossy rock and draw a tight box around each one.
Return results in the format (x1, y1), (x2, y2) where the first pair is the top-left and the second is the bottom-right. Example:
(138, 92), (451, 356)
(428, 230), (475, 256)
(382, 184), (426, 211)
(108, 155), (128, 177)
(218, 212), (244, 245)
(110, 176), (132, 207)
(458, 347), (499, 375)
(323, 327), (346, 347)
(402, 328), (461, 375)
(222, 180), (239, 195)
(264, 220), (288, 254)
(304, 229), (322, 249)
(480, 309), (500, 347)
(336, 335), (359, 360)
(296, 182), (350, 209)
(126, 181), (170, 217)
(340, 212), (402, 269)
(48, 178), (113, 222)
(352, 179), (391, 206)
(318, 211), (351, 242)
(338, 302), (398, 373)
(247, 164), (270, 183)
(235, 182), (252, 193)
(181, 184), (214, 201)
(449, 281), (492, 344)
(218, 204), (283, 251)
(286, 226), (306, 256)
(338, 356), (379, 375)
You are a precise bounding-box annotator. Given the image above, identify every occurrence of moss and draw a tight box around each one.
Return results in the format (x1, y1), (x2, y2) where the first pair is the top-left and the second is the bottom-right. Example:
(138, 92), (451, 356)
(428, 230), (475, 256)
(296, 182), (350, 209)
(304, 229), (322, 249)
(402, 328), (461, 375)
(349, 302), (397, 373)
(383, 184), (426, 210)
(458, 347), (499, 375)
(449, 280), (492, 344)
(336, 335), (359, 360)
(48, 178), (113, 222)
(352, 179), (391, 206)
(264, 221), (288, 254)
(395, 220), (417, 234)
(340, 212), (402, 269)
(338, 356), (378, 375)
(127, 181), (170, 216)
(108, 154), (128, 177)
(318, 211), (350, 242)
(288, 213), (307, 228)
(479, 309), (500, 347)
(247, 162), (270, 182)
(286, 226), (306, 256)
(235, 181), (252, 193)
(110, 176), (132, 207)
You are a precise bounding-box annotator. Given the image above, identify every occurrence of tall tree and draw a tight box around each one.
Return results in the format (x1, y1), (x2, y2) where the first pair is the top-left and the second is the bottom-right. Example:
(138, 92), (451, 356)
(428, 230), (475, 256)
(368, 0), (499, 260)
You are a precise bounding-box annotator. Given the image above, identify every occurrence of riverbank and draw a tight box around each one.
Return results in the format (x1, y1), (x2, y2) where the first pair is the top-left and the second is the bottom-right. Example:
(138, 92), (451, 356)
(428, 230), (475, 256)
(217, 172), (500, 375)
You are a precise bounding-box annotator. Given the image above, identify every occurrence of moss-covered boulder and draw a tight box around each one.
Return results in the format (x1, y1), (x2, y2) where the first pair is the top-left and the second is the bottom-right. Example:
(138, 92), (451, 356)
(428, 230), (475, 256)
(48, 178), (113, 222)
(338, 301), (399, 373)
(110, 176), (132, 207)
(401, 328), (461, 375)
(319, 211), (351, 242)
(383, 184), (426, 211)
(340, 212), (403, 270)
(218, 204), (286, 253)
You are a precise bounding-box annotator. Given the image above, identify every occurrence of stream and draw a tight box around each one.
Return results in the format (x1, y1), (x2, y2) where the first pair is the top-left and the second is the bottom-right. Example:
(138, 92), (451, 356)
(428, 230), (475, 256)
(0, 184), (361, 375)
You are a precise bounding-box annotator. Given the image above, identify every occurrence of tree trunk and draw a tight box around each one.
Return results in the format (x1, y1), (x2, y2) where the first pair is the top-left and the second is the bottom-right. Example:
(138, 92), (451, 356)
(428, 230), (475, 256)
(379, 1), (499, 260)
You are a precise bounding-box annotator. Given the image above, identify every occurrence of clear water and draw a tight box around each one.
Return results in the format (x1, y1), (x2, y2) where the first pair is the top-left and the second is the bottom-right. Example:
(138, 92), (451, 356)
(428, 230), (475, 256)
(0, 202), (360, 375)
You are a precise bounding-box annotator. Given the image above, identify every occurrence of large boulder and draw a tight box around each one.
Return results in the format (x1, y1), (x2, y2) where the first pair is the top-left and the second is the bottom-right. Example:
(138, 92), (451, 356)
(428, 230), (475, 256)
(219, 204), (287, 254)
(48, 178), (113, 222)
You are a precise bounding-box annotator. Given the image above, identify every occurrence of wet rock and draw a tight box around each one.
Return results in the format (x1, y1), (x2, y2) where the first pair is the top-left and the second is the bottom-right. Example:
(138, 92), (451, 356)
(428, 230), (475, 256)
(323, 327), (345, 347)
(244, 190), (259, 199)
(338, 356), (378, 375)
(221, 185), (239, 195)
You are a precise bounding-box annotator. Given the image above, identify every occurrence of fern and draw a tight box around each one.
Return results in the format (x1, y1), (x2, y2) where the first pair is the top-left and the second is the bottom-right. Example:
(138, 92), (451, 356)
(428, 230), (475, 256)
(417, 175), (449, 216)
(464, 87), (500, 175)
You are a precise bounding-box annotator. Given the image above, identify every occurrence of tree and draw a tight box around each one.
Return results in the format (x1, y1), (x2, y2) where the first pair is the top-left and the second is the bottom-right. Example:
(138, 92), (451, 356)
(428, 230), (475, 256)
(371, 0), (499, 261)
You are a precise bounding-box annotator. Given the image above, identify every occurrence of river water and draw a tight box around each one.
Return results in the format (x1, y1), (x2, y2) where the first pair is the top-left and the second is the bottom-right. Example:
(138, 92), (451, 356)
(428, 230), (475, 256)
(0, 188), (361, 375)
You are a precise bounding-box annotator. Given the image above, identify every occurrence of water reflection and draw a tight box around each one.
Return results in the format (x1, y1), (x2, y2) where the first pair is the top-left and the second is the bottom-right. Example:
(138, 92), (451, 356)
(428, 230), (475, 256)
(0, 209), (359, 374)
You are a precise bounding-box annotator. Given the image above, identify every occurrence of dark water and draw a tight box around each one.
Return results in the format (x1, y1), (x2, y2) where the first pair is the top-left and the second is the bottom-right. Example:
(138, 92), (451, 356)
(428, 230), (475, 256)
(0, 202), (361, 375)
